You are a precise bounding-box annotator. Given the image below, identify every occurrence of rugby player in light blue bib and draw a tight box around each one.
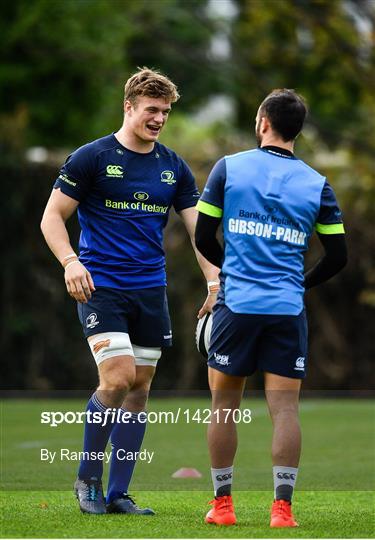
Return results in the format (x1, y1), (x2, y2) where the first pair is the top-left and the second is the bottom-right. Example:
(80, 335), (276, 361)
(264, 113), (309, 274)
(41, 68), (219, 515)
(195, 89), (347, 527)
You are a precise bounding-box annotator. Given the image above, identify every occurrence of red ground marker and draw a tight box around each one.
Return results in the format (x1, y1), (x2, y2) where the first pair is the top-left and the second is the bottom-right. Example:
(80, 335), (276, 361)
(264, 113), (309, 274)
(172, 467), (202, 478)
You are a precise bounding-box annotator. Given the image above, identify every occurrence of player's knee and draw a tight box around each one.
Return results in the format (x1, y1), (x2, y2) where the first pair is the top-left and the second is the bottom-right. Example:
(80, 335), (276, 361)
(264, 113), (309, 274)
(95, 347), (136, 396)
(125, 389), (149, 412)
(125, 366), (156, 410)
(128, 379), (151, 401)
(211, 389), (243, 411)
(271, 402), (299, 419)
(100, 368), (136, 395)
(111, 373), (136, 393)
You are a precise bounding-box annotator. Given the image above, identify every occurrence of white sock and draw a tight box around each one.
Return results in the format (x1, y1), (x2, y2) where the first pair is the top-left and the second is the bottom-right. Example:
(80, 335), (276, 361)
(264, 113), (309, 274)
(273, 465), (298, 502)
(211, 466), (233, 497)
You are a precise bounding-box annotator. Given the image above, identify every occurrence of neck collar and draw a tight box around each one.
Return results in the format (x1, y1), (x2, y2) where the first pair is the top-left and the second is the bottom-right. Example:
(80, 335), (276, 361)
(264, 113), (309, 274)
(260, 145), (295, 158)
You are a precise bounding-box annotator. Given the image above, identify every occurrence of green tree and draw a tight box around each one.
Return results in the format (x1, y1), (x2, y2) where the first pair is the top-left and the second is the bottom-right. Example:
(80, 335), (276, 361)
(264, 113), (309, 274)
(0, 0), (221, 149)
(0, 0), (134, 148)
(125, 0), (221, 109)
(231, 0), (375, 153)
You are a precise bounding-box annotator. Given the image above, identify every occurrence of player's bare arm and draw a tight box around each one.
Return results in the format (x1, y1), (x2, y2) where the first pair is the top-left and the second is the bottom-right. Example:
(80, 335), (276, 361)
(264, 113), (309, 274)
(178, 206), (220, 318)
(40, 188), (95, 303)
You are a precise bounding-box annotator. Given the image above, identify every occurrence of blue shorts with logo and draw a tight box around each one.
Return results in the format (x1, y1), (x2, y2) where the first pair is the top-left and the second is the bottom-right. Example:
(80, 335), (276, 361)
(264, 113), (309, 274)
(77, 286), (172, 347)
(208, 303), (308, 379)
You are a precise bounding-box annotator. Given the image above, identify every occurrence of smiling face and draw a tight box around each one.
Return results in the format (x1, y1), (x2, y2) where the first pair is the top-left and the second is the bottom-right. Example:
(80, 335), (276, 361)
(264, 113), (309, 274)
(124, 96), (171, 145)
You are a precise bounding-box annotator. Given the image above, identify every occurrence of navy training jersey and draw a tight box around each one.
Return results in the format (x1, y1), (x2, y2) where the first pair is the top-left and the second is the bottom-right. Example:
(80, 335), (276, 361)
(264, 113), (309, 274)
(54, 134), (200, 289)
(197, 147), (345, 315)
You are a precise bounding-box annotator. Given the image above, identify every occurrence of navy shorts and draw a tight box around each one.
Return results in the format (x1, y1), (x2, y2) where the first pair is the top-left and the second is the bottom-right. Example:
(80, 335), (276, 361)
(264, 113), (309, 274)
(208, 303), (308, 379)
(77, 286), (172, 347)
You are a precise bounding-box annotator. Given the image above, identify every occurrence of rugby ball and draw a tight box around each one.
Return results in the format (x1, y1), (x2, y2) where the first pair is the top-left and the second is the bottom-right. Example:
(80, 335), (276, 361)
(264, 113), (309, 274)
(195, 312), (213, 358)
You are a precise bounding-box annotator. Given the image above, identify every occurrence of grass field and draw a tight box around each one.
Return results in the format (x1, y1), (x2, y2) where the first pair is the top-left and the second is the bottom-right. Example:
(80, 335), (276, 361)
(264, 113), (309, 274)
(1, 398), (374, 538)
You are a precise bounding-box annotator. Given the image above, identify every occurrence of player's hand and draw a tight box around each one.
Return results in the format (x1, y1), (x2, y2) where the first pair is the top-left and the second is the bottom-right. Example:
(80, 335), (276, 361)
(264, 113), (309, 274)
(64, 261), (95, 303)
(197, 292), (217, 319)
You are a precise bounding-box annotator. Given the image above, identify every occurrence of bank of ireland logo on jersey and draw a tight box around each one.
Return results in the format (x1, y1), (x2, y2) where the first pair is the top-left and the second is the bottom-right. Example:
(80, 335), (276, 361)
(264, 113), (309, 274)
(160, 170), (176, 185)
(86, 313), (99, 329)
(294, 357), (305, 371)
(106, 165), (124, 178)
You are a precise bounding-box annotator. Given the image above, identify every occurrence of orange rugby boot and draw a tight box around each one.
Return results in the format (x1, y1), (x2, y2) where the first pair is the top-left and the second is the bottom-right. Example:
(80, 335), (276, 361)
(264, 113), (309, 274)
(205, 495), (237, 526)
(270, 499), (298, 527)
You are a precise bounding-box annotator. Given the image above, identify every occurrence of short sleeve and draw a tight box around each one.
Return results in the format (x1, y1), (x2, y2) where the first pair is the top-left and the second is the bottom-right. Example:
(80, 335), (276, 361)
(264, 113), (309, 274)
(315, 181), (345, 234)
(196, 157), (226, 218)
(173, 159), (200, 212)
(53, 144), (95, 202)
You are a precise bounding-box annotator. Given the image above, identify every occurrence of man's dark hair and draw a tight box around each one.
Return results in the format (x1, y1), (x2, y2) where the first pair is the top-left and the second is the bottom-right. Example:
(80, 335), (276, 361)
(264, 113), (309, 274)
(259, 89), (307, 141)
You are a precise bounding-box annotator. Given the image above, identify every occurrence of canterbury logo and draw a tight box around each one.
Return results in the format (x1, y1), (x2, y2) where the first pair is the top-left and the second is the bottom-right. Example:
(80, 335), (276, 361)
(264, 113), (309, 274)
(294, 357), (305, 371)
(106, 165), (123, 178)
(216, 473), (232, 482)
(92, 339), (110, 354)
(276, 472), (296, 480)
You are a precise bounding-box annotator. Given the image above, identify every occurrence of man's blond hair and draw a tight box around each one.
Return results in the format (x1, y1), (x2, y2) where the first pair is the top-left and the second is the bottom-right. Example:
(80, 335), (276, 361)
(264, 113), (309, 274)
(124, 67), (180, 105)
